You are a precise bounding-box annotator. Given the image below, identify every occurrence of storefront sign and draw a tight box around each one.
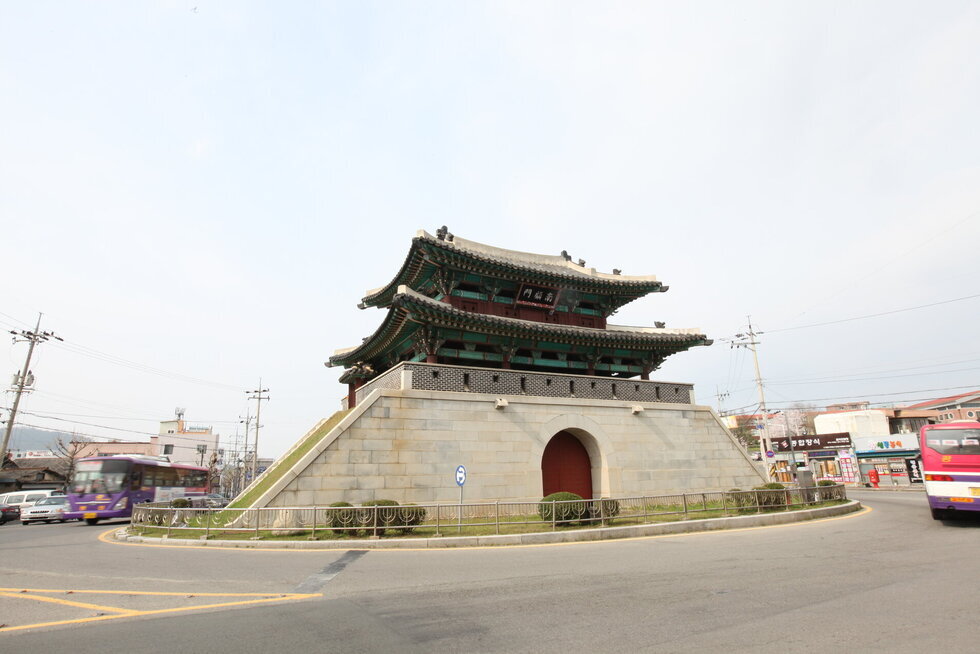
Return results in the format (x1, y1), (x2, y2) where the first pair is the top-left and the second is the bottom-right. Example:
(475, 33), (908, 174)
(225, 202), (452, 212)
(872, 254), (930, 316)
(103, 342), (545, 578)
(516, 283), (559, 308)
(771, 432), (852, 452)
(905, 457), (924, 484)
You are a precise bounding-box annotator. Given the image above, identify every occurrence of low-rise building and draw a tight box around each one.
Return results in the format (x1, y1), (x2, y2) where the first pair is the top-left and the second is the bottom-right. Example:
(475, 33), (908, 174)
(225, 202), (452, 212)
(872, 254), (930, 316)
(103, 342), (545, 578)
(158, 416), (221, 467)
(903, 390), (980, 423)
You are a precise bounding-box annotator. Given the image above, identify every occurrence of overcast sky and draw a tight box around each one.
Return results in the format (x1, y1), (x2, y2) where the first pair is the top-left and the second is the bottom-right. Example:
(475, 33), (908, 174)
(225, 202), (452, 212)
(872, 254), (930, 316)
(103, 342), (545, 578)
(2, 1), (978, 458)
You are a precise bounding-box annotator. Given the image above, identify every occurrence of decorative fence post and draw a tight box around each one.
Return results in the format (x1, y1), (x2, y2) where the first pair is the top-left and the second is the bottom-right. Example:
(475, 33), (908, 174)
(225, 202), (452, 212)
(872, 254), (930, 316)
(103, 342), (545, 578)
(495, 500), (500, 535)
(205, 508), (211, 540)
(310, 507), (318, 540)
(682, 493), (689, 518)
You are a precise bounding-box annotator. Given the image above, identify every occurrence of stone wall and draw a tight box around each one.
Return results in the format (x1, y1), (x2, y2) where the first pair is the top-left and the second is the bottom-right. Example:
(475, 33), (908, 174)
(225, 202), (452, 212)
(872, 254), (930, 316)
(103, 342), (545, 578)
(266, 388), (764, 507)
(349, 362), (695, 408)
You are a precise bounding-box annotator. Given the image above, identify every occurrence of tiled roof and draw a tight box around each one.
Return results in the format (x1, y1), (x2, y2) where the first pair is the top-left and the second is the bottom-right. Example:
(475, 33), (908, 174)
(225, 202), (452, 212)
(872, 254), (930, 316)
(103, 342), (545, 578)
(329, 286), (710, 368)
(904, 390), (980, 410)
(360, 230), (667, 309)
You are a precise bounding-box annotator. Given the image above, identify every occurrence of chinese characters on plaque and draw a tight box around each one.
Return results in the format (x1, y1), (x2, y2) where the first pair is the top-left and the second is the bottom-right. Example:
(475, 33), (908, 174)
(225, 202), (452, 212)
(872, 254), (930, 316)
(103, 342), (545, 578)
(516, 283), (560, 308)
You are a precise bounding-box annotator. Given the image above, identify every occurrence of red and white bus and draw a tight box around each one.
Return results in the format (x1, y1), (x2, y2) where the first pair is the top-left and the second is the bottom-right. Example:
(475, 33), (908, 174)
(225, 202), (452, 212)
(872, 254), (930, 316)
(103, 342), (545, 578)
(920, 421), (980, 520)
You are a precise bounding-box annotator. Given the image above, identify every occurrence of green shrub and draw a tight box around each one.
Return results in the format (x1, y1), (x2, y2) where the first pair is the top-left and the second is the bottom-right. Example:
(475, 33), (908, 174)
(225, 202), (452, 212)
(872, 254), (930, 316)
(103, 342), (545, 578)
(725, 488), (753, 510)
(361, 499), (400, 537)
(753, 483), (787, 508)
(328, 501), (358, 536)
(816, 480), (839, 500)
(397, 503), (427, 534)
(539, 492), (586, 525)
(170, 498), (191, 508)
(583, 498), (621, 524)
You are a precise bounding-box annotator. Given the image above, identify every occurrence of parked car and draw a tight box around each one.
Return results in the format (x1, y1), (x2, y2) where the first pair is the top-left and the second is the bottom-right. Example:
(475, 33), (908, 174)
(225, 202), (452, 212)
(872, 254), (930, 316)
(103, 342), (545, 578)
(0, 489), (65, 513)
(0, 501), (20, 525)
(196, 493), (230, 508)
(21, 496), (72, 525)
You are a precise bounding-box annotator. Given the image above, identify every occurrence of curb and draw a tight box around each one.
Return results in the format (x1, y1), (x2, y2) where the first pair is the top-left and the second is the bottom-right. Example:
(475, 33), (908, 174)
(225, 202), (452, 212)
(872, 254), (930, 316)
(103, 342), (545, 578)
(113, 500), (863, 550)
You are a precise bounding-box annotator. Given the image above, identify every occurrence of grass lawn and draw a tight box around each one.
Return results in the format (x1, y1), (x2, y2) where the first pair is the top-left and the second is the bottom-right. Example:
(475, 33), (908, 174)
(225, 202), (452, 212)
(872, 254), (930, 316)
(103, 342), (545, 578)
(130, 499), (847, 542)
(227, 409), (350, 509)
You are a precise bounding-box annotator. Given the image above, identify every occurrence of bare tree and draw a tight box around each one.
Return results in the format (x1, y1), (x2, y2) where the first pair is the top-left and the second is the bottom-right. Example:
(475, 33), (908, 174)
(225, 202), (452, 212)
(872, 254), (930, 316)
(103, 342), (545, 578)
(51, 437), (89, 489)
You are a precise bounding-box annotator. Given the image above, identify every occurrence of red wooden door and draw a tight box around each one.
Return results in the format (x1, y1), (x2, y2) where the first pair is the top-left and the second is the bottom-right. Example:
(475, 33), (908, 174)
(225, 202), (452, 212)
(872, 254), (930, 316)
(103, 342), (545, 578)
(541, 431), (593, 498)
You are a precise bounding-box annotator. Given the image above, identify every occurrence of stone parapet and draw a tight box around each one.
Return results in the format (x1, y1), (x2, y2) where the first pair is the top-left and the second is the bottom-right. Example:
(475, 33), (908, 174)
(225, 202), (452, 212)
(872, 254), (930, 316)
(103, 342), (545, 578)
(346, 362), (695, 409)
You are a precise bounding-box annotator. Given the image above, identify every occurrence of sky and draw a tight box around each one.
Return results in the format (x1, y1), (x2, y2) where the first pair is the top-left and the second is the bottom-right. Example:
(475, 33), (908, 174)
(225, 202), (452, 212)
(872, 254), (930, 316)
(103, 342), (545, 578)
(2, 1), (979, 459)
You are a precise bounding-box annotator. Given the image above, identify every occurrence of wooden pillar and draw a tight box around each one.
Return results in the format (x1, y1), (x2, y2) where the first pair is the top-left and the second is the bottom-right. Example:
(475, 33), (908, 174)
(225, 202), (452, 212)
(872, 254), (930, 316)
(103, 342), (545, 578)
(347, 383), (357, 409)
(426, 353), (438, 363)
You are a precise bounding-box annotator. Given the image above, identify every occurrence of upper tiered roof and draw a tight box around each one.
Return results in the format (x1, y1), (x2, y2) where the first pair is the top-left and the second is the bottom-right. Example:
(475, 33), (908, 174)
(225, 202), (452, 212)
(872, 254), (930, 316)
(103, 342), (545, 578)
(359, 228), (667, 313)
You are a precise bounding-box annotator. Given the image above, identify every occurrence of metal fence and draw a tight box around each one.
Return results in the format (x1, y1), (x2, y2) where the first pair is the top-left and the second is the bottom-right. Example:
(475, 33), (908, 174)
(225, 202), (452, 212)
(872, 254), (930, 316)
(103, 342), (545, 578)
(130, 484), (848, 540)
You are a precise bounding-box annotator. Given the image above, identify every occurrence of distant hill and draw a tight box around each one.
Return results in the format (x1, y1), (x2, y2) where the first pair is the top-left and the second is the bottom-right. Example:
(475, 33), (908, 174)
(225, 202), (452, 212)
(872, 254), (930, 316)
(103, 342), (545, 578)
(5, 426), (82, 451)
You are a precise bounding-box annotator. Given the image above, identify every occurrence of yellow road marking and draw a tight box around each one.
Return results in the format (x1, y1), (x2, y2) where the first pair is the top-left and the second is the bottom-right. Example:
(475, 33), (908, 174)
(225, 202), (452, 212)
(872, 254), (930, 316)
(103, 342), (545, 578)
(0, 591), (137, 614)
(0, 587), (304, 597)
(98, 504), (871, 553)
(0, 588), (320, 634)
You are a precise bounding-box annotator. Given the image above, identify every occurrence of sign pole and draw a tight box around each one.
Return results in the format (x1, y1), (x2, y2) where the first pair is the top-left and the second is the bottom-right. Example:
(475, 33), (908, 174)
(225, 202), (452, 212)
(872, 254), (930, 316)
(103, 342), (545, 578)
(455, 464), (466, 534)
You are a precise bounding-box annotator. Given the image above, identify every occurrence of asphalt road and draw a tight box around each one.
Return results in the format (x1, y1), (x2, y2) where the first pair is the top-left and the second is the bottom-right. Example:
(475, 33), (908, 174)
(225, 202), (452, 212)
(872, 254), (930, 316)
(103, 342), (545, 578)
(1, 490), (977, 653)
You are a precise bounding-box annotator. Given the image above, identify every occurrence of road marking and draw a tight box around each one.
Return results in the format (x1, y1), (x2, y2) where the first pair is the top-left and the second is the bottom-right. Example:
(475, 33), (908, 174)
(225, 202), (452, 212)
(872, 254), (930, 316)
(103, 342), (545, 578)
(293, 550), (368, 594)
(0, 591), (137, 614)
(0, 587), (321, 634)
(97, 505), (872, 553)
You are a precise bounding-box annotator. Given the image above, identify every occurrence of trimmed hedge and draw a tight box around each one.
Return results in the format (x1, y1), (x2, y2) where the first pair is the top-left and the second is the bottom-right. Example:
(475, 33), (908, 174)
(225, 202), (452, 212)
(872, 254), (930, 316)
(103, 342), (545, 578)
(753, 482), (787, 508)
(328, 501), (358, 536)
(361, 499), (400, 537)
(398, 503), (426, 534)
(584, 498), (621, 524)
(539, 492), (586, 525)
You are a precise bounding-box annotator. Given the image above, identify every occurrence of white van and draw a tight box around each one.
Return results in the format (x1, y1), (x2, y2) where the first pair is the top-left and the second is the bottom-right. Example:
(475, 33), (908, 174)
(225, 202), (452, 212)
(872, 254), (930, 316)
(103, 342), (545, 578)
(0, 489), (65, 511)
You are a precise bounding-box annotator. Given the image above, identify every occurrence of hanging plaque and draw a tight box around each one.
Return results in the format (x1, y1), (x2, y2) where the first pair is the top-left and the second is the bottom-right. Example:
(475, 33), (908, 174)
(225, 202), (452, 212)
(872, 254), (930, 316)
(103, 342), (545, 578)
(516, 283), (559, 308)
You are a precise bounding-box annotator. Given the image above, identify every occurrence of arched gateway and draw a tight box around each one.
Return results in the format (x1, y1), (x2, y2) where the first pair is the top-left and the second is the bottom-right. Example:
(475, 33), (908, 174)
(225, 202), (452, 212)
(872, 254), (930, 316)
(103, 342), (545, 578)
(541, 431), (593, 498)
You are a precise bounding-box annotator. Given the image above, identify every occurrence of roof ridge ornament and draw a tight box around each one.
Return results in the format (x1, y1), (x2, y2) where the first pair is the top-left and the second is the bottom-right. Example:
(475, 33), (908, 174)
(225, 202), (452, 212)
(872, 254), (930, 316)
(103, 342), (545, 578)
(436, 225), (454, 242)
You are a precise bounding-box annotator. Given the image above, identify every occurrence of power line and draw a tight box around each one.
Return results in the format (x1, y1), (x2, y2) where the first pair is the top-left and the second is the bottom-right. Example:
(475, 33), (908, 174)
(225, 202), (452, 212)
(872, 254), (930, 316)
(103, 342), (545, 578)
(765, 293), (980, 334)
(722, 383), (980, 414)
(51, 339), (241, 391)
(766, 364), (980, 386)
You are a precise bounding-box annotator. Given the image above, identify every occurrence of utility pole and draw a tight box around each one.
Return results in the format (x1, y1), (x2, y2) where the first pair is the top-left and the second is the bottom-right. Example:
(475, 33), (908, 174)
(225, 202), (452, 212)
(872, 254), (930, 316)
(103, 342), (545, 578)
(0, 314), (63, 465)
(731, 317), (773, 482)
(246, 381), (269, 483)
(239, 412), (253, 492)
(715, 386), (730, 416)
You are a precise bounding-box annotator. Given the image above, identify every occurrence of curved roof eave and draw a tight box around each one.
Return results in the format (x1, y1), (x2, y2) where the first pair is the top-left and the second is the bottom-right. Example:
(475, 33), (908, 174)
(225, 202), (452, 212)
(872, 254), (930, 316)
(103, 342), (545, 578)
(331, 286), (710, 369)
(359, 230), (667, 308)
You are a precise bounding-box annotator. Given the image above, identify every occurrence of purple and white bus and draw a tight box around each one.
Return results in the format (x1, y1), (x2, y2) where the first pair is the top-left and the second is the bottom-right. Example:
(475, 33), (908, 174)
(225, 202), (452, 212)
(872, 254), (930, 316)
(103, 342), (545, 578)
(920, 421), (980, 520)
(65, 455), (209, 525)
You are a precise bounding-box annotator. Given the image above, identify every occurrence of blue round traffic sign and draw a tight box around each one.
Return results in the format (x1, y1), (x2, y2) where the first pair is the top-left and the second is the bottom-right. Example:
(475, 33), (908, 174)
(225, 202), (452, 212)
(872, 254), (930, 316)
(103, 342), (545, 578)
(455, 465), (467, 486)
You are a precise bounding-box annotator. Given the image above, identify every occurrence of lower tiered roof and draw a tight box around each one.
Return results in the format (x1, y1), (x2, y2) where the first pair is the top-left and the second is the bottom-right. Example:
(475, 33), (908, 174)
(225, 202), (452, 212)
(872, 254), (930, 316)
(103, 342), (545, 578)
(329, 286), (711, 383)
